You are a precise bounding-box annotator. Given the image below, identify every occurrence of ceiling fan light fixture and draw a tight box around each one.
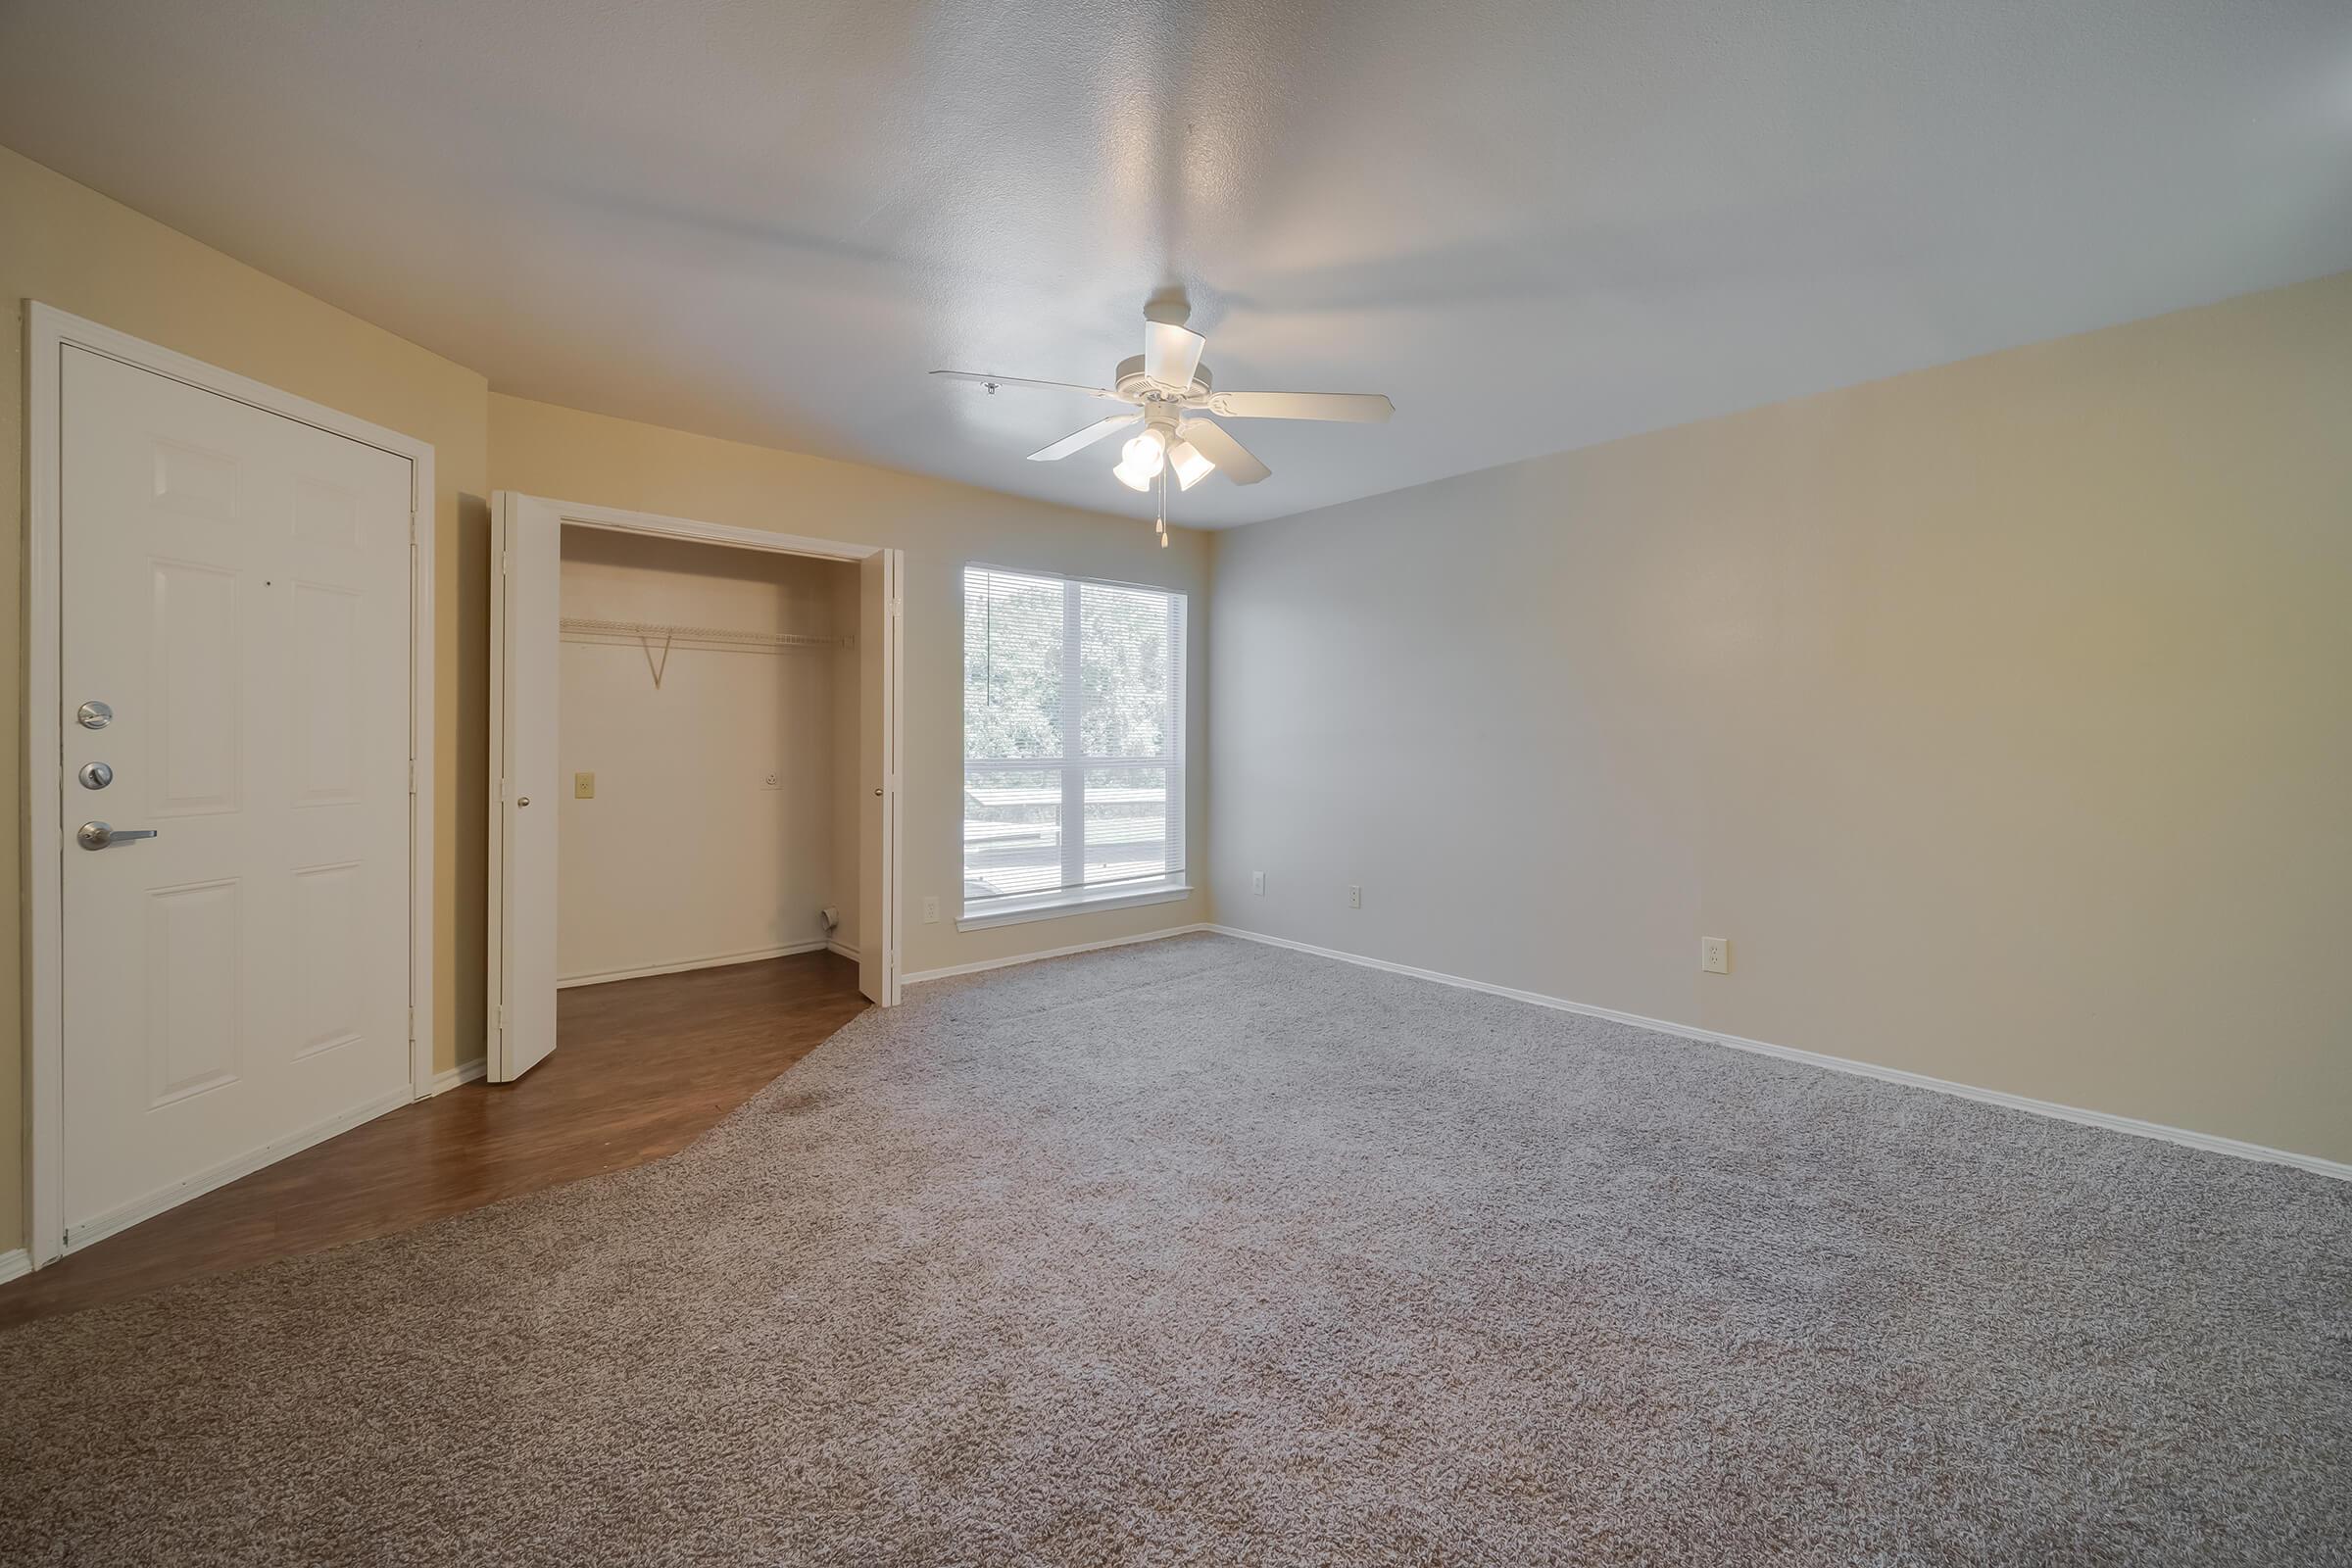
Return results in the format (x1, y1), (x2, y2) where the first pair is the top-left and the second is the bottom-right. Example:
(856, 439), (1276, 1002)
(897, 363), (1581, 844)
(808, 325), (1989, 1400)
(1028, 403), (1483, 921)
(1119, 428), (1168, 480)
(1167, 437), (1214, 491)
(936, 301), (1392, 504)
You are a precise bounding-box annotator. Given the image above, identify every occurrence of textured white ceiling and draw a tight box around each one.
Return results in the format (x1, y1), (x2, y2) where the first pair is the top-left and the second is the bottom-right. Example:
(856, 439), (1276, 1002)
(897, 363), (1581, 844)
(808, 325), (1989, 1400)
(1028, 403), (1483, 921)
(3, 1), (2348, 526)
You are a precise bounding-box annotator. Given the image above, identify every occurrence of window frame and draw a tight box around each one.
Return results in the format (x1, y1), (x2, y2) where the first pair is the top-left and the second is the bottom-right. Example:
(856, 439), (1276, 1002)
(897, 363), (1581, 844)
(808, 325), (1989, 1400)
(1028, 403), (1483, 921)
(957, 564), (1188, 930)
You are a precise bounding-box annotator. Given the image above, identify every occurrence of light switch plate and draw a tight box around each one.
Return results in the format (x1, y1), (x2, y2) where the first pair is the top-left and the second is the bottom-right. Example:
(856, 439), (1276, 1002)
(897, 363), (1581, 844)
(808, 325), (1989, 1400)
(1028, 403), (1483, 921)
(573, 771), (595, 799)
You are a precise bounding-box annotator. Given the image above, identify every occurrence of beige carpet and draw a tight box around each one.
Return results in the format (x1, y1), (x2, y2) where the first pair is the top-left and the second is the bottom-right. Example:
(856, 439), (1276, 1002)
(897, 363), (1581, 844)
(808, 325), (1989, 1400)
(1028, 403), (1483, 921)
(3, 933), (2347, 1564)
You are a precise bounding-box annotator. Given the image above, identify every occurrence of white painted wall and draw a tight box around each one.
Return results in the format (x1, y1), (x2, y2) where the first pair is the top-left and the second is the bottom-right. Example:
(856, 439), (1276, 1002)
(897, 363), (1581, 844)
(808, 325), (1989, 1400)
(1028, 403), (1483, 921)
(557, 528), (855, 985)
(1207, 272), (2352, 1166)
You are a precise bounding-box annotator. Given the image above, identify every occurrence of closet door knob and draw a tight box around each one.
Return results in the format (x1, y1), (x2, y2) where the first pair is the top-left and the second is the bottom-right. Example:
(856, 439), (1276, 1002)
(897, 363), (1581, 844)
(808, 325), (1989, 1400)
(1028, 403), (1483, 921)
(517, 796), (532, 808)
(872, 787), (882, 797)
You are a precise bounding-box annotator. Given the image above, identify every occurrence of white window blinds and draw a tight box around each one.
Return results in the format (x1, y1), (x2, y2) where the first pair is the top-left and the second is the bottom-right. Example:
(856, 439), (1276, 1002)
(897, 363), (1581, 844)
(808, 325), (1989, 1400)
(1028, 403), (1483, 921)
(962, 565), (1186, 914)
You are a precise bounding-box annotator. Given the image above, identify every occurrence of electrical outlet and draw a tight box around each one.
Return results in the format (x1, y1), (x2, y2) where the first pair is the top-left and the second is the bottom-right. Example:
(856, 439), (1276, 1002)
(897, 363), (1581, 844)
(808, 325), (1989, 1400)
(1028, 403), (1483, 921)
(1701, 937), (1731, 975)
(572, 771), (595, 799)
(760, 769), (783, 791)
(1251, 870), (1265, 896)
(1348, 885), (1362, 909)
(921, 895), (940, 924)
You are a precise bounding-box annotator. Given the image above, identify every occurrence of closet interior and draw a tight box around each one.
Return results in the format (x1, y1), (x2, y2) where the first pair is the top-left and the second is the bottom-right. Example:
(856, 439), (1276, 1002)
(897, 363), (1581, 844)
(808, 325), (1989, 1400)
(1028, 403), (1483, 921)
(555, 526), (861, 992)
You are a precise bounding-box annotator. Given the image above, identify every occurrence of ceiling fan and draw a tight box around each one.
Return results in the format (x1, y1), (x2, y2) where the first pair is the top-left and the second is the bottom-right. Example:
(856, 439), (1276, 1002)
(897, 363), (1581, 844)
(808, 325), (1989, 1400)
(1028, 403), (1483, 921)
(933, 300), (1395, 539)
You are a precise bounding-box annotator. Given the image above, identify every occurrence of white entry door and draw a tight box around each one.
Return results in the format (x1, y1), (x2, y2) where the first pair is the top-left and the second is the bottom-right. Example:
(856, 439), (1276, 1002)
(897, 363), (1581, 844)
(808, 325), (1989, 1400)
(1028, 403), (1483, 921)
(487, 492), (562, 1081)
(59, 346), (418, 1248)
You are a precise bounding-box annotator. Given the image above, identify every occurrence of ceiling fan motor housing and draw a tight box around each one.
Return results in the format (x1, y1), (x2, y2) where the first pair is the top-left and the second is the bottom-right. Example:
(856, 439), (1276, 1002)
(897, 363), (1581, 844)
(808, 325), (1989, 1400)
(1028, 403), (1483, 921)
(1114, 354), (1211, 401)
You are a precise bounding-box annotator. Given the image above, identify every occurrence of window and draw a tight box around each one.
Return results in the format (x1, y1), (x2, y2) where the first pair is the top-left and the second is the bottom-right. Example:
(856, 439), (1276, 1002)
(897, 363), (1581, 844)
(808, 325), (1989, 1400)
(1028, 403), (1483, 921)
(961, 565), (1187, 927)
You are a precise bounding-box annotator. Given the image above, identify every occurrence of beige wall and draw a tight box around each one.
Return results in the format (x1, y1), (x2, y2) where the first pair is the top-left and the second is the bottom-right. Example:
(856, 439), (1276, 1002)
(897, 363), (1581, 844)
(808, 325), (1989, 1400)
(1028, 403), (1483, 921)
(1209, 270), (2352, 1164)
(0, 145), (491, 1256)
(489, 394), (1212, 980)
(557, 531), (855, 983)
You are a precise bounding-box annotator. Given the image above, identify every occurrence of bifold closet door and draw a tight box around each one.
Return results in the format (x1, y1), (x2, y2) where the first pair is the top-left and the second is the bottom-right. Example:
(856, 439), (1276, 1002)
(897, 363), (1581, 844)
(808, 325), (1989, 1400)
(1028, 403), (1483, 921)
(858, 548), (902, 1005)
(492, 497), (901, 1051)
(488, 492), (562, 1080)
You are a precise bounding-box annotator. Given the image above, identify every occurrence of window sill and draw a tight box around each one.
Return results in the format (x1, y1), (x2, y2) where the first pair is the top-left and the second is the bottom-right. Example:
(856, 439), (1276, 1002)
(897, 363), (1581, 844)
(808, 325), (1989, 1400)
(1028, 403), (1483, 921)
(956, 882), (1192, 932)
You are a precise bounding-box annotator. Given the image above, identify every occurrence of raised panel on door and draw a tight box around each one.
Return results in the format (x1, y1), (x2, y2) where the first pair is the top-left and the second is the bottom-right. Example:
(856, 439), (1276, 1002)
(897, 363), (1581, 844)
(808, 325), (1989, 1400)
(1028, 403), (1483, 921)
(143, 877), (244, 1106)
(289, 582), (367, 806)
(59, 346), (416, 1249)
(147, 561), (244, 815)
(291, 861), (366, 1060)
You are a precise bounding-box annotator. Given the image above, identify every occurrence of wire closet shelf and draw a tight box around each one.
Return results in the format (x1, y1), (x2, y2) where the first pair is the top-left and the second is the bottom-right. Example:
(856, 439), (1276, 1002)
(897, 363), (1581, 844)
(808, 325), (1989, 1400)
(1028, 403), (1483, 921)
(559, 616), (852, 688)
(559, 616), (850, 653)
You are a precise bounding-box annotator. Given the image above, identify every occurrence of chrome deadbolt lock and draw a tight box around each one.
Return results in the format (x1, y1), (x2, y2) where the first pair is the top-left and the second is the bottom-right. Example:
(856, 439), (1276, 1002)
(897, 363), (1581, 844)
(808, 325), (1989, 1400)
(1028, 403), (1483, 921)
(77, 761), (114, 790)
(76, 700), (114, 730)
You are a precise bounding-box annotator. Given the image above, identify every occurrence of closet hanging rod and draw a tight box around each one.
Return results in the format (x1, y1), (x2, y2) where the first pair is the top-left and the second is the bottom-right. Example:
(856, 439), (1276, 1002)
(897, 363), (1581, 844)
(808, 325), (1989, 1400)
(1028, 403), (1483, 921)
(558, 615), (850, 651)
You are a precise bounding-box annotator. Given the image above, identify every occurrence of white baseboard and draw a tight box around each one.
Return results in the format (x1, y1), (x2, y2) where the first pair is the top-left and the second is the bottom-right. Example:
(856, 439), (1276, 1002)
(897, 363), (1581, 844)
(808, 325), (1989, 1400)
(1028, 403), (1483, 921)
(0, 1248), (30, 1286)
(1202, 925), (2351, 1184)
(557, 940), (833, 990)
(426, 1056), (488, 1096)
(61, 1083), (417, 1253)
(827, 940), (860, 961)
(903, 923), (1213, 985)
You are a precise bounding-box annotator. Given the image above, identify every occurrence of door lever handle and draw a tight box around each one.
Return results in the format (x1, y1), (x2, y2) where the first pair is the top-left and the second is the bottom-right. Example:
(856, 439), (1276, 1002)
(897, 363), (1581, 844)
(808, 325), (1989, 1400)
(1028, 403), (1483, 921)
(77, 821), (160, 851)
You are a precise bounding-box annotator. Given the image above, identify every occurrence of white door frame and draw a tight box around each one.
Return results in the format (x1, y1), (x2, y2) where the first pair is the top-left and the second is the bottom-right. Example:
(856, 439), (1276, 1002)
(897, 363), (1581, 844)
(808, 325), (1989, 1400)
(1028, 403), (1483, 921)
(22, 303), (438, 1269)
(486, 493), (901, 1077)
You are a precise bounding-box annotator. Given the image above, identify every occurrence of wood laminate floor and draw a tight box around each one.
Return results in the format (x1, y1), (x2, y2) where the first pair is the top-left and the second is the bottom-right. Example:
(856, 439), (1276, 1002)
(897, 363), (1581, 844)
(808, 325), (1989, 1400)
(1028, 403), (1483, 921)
(0, 951), (868, 1328)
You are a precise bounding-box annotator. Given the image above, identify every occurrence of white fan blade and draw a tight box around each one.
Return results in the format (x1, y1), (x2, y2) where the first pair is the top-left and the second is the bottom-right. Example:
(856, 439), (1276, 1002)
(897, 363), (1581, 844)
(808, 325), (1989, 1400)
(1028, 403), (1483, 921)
(1181, 417), (1271, 484)
(933, 369), (1133, 402)
(1198, 390), (1394, 422)
(1027, 414), (1140, 463)
(1143, 323), (1206, 392)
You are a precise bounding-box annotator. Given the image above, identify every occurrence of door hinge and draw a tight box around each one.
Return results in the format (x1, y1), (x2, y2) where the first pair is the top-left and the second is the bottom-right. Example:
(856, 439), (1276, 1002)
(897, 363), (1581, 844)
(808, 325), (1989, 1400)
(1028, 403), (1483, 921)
(408, 1004), (416, 1045)
(409, 759), (418, 796)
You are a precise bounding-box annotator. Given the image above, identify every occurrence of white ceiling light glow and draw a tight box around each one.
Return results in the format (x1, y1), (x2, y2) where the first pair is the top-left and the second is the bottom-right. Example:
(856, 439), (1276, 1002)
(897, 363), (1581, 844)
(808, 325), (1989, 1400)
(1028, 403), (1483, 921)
(1121, 427), (1168, 478)
(1167, 438), (1214, 491)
